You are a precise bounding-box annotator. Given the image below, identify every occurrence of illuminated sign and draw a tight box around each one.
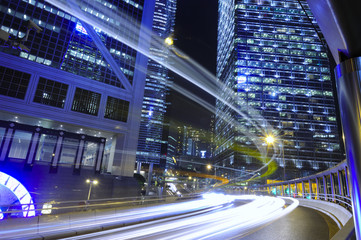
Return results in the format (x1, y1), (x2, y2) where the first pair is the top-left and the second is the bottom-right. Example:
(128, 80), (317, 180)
(0, 172), (36, 218)
(200, 150), (206, 158)
(75, 22), (88, 35)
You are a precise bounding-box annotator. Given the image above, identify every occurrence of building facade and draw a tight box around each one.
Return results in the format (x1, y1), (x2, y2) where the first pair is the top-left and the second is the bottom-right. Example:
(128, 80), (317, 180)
(136, 0), (177, 166)
(215, 0), (343, 180)
(0, 0), (156, 206)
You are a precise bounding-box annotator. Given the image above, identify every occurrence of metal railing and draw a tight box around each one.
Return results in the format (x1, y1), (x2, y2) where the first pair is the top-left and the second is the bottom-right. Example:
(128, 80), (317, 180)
(252, 160), (352, 211)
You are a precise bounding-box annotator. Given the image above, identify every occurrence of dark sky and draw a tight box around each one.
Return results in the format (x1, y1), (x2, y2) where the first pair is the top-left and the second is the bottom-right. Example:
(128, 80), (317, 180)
(168, 0), (218, 129)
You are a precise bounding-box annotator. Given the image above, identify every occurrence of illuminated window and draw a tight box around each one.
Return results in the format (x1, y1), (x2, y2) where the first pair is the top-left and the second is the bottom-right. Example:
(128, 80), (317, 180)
(71, 88), (101, 116)
(35, 134), (58, 162)
(34, 77), (68, 108)
(8, 130), (32, 159)
(82, 141), (99, 167)
(59, 138), (79, 165)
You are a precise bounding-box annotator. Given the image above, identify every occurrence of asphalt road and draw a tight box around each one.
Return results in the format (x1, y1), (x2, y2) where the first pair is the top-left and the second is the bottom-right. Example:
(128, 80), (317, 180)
(1, 196), (338, 240)
(240, 206), (339, 240)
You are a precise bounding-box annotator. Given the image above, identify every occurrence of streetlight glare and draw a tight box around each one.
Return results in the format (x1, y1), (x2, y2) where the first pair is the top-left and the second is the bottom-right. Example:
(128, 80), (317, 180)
(86, 179), (90, 183)
(207, 164), (212, 170)
(265, 135), (275, 144)
(164, 37), (173, 46)
(93, 180), (98, 185)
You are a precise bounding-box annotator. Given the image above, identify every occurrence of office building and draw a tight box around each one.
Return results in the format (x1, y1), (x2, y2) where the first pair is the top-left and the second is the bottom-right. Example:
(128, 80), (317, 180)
(215, 0), (343, 179)
(136, 0), (177, 166)
(0, 0), (155, 203)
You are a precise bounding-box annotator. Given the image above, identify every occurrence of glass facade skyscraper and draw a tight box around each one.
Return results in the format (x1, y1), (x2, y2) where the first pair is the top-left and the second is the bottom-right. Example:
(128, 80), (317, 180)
(136, 0), (177, 166)
(0, 0), (154, 177)
(215, 0), (343, 179)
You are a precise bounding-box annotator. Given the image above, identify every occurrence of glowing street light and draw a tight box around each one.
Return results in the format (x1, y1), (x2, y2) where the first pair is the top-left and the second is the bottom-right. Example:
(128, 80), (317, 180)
(86, 179), (98, 203)
(164, 37), (173, 46)
(265, 134), (286, 181)
(265, 135), (275, 145)
(207, 164), (212, 170)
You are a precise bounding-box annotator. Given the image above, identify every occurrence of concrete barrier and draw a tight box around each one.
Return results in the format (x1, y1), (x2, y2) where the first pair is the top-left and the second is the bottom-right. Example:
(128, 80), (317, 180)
(283, 197), (352, 228)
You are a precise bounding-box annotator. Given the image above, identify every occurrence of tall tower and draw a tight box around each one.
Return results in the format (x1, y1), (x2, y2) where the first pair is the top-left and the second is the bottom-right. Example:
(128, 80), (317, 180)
(215, 0), (343, 179)
(136, 0), (177, 167)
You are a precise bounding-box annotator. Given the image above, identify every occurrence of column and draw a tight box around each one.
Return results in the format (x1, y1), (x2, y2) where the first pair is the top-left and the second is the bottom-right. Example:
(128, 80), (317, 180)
(323, 176), (327, 201)
(109, 134), (126, 175)
(330, 173), (335, 202)
(25, 128), (41, 166)
(345, 167), (350, 197)
(74, 136), (85, 171)
(51, 132), (64, 170)
(315, 178), (319, 200)
(146, 163), (153, 196)
(0, 123), (15, 161)
(95, 139), (105, 172)
(302, 182), (305, 198)
(337, 170), (344, 197)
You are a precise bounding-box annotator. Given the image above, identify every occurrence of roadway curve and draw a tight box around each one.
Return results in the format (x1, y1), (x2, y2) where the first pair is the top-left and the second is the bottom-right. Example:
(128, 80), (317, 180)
(61, 195), (299, 240)
(2, 195), (302, 239)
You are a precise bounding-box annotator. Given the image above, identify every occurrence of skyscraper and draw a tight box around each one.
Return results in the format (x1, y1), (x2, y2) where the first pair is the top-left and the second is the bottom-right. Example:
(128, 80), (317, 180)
(136, 0), (177, 166)
(0, 0), (154, 179)
(215, 0), (343, 180)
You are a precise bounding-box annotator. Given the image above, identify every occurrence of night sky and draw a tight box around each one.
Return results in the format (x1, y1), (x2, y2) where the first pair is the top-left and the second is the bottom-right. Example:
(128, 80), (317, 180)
(168, 0), (218, 129)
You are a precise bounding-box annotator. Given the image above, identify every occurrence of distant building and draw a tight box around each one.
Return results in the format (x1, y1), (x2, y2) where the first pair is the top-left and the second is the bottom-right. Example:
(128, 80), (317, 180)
(136, 0), (177, 166)
(215, 0), (344, 180)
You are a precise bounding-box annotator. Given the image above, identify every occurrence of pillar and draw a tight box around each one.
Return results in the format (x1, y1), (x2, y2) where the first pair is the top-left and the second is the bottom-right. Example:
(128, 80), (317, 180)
(335, 57), (361, 237)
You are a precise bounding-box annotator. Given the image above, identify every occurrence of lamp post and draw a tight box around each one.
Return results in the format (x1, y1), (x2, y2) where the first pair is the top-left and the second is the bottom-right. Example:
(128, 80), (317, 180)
(207, 164), (212, 186)
(265, 135), (286, 181)
(281, 140), (285, 181)
(86, 179), (98, 204)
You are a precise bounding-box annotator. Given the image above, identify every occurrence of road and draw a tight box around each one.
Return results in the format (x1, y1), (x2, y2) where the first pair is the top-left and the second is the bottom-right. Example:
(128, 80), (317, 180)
(1, 194), (338, 240)
(61, 194), (299, 240)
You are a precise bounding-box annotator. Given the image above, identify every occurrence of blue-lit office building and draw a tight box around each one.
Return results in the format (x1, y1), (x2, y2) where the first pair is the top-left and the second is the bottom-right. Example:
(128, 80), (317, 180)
(136, 0), (177, 167)
(0, 0), (155, 204)
(215, 0), (343, 179)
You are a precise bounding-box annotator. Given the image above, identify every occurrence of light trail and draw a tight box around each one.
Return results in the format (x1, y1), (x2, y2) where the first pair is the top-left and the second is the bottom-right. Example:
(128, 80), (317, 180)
(60, 195), (299, 240)
(1, 195), (298, 240)
(44, 0), (281, 178)
(0, 196), (232, 239)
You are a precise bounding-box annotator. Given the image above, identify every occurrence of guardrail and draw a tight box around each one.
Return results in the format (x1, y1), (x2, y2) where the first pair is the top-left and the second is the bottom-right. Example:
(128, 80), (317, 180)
(253, 160), (352, 211)
(251, 159), (355, 239)
(0, 193), (202, 220)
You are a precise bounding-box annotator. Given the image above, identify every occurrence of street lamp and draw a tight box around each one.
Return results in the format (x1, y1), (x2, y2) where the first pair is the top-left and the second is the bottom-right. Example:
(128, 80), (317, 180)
(207, 164), (212, 170)
(86, 179), (98, 203)
(265, 134), (286, 181)
(164, 37), (174, 46)
(265, 134), (275, 145)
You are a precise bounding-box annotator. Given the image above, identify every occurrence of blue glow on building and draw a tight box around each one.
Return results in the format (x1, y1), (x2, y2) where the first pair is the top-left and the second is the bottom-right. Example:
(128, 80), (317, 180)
(75, 22), (88, 35)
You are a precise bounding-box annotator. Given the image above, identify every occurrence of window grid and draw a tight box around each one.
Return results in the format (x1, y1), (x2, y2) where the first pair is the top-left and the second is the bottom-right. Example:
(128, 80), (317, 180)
(33, 77), (68, 108)
(104, 96), (129, 122)
(0, 66), (30, 99)
(71, 87), (101, 116)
